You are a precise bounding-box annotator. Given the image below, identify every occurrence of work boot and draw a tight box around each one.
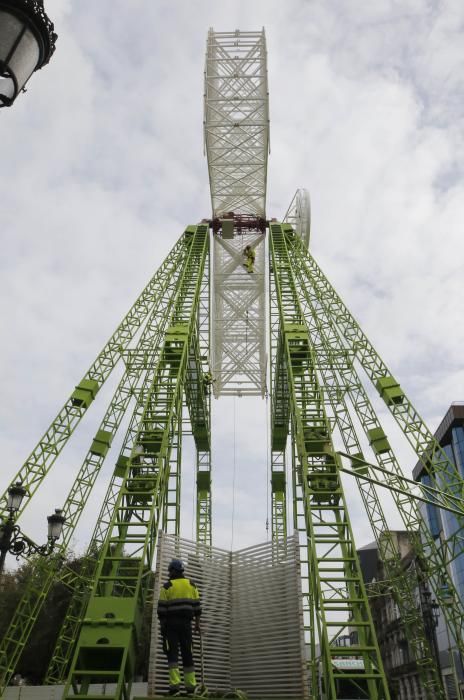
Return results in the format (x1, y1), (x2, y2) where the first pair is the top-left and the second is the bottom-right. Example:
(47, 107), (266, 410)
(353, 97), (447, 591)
(167, 687), (182, 696)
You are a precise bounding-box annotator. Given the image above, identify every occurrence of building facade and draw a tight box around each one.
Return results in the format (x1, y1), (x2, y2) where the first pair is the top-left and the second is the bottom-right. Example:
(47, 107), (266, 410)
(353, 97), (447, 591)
(413, 402), (464, 699)
(358, 532), (441, 700)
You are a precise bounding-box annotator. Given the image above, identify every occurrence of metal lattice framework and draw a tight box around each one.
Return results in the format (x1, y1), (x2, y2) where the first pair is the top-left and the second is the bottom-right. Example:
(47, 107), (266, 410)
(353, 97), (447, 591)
(211, 230), (267, 396)
(204, 29), (270, 218)
(283, 188), (311, 248)
(1, 25), (464, 700)
(270, 222), (389, 699)
(1, 223), (464, 700)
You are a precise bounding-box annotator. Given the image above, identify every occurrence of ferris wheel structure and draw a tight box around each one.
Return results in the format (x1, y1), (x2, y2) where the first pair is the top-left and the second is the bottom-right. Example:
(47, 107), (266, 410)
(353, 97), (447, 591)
(0, 26), (463, 700)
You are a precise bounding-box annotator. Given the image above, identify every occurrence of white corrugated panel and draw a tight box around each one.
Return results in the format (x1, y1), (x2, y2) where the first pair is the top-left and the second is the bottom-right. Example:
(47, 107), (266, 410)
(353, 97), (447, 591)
(148, 533), (309, 699)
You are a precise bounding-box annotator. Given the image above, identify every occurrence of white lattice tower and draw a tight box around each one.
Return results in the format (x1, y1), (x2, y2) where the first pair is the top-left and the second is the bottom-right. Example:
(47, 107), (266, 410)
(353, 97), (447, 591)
(204, 29), (270, 218)
(211, 232), (267, 397)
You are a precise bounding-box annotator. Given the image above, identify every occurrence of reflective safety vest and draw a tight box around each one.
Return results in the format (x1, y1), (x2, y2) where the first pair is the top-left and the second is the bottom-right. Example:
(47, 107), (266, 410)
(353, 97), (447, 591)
(157, 576), (202, 621)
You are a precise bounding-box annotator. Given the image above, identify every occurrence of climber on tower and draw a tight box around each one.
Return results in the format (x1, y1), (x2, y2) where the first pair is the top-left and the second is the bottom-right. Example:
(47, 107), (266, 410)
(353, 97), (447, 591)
(157, 558), (202, 696)
(243, 244), (256, 273)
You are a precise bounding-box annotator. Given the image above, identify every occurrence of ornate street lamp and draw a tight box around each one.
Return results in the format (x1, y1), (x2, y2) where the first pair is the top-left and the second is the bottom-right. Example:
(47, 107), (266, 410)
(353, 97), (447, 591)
(6, 481), (26, 511)
(47, 508), (65, 541)
(0, 482), (65, 572)
(0, 0), (57, 107)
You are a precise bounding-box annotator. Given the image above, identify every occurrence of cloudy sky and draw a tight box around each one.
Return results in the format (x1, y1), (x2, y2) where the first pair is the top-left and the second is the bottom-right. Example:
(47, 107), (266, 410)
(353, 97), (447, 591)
(1, 0), (463, 561)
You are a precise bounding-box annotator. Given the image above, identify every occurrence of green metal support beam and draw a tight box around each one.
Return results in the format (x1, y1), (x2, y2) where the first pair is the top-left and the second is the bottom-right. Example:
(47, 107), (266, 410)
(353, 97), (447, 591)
(288, 231), (464, 661)
(286, 228), (444, 698)
(0, 236), (188, 525)
(62, 224), (208, 700)
(339, 452), (464, 518)
(269, 222), (390, 700)
(269, 277), (289, 548)
(0, 234), (191, 694)
(291, 236), (464, 519)
(195, 252), (212, 547)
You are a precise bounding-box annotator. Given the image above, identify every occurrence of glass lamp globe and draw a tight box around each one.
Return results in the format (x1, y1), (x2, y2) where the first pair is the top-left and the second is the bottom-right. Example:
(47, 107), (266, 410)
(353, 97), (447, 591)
(47, 508), (65, 540)
(0, 0), (57, 107)
(7, 482), (26, 511)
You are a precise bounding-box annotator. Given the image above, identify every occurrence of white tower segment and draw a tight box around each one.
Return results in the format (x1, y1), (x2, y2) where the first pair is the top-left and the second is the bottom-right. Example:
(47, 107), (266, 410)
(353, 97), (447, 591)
(204, 29), (270, 218)
(211, 229), (266, 397)
(283, 188), (311, 248)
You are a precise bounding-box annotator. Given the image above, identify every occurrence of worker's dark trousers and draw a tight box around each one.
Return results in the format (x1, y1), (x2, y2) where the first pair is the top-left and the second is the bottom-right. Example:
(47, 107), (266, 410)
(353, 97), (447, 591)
(164, 618), (194, 670)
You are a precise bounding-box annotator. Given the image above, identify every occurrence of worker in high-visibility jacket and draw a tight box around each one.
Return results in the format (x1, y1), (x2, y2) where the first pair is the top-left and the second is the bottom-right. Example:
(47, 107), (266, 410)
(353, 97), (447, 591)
(157, 558), (202, 696)
(243, 245), (255, 273)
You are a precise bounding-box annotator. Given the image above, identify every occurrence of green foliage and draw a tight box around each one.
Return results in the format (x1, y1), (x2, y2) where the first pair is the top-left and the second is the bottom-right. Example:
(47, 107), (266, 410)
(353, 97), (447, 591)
(0, 556), (80, 684)
(0, 558), (154, 684)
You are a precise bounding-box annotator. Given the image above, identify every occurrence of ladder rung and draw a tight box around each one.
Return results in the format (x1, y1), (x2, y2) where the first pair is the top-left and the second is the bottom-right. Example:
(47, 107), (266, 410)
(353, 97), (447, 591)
(317, 557), (355, 562)
(98, 576), (138, 581)
(323, 598), (366, 605)
(330, 647), (377, 655)
(72, 670), (120, 677)
(101, 556), (142, 562)
(325, 620), (372, 627)
(332, 672), (383, 680)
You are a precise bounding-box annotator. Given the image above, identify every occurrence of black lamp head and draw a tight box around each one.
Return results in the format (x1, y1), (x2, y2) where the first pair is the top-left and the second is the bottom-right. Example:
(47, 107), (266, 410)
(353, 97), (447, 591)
(0, 0), (57, 106)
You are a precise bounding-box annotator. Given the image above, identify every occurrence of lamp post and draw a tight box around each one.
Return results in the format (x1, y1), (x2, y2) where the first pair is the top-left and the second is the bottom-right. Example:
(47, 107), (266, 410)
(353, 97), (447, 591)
(420, 588), (441, 671)
(440, 587), (464, 700)
(0, 0), (57, 107)
(0, 482), (65, 573)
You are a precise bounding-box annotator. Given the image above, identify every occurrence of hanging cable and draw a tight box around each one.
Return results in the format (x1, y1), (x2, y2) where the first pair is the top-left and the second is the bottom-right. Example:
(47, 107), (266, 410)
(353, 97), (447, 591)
(230, 396), (237, 551)
(265, 391), (270, 540)
(191, 447), (196, 541)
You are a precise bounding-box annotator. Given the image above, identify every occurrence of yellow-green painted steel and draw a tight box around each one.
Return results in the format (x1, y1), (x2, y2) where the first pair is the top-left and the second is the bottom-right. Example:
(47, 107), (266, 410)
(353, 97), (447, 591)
(0, 234), (191, 694)
(61, 225), (208, 700)
(269, 222), (390, 700)
(289, 231), (464, 663)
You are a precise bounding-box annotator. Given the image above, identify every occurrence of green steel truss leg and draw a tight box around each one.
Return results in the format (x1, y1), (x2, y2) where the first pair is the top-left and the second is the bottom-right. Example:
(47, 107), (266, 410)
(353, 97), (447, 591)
(287, 232), (444, 697)
(271, 447), (287, 544)
(289, 429), (316, 696)
(46, 470), (126, 685)
(0, 236), (188, 525)
(62, 223), (208, 700)
(339, 455), (464, 518)
(195, 248), (212, 547)
(162, 413), (183, 536)
(269, 287), (289, 546)
(0, 233), (192, 694)
(163, 329), (211, 544)
(291, 235), (464, 520)
(46, 357), (167, 685)
(46, 230), (207, 686)
(196, 448), (211, 546)
(288, 229), (464, 659)
(47, 382), (157, 687)
(270, 222), (390, 700)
